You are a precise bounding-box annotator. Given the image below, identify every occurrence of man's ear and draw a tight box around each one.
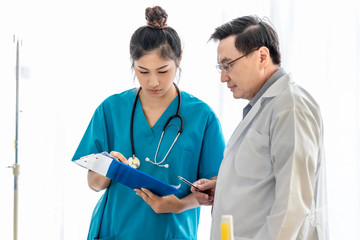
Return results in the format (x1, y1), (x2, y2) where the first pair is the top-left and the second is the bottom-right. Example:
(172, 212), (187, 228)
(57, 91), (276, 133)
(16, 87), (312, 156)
(258, 46), (270, 67)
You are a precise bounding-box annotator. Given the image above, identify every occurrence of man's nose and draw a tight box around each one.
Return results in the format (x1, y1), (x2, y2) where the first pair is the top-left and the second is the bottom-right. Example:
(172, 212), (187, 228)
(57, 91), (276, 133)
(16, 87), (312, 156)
(220, 71), (230, 83)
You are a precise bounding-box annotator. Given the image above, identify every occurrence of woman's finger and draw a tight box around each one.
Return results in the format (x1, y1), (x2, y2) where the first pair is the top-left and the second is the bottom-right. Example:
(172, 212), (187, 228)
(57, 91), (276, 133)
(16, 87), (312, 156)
(110, 151), (129, 165)
(141, 188), (159, 200)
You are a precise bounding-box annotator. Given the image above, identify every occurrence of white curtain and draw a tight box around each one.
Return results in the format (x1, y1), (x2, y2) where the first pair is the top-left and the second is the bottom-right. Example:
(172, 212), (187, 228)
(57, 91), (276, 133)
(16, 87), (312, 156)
(0, 0), (359, 239)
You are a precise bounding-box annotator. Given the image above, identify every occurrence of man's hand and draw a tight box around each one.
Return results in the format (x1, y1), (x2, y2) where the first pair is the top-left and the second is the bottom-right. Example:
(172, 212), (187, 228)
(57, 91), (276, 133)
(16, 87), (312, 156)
(190, 178), (217, 206)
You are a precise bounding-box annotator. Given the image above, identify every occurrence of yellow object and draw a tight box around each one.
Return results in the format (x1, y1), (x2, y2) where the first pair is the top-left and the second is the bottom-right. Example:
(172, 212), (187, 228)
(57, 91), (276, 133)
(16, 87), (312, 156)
(221, 222), (231, 240)
(221, 215), (234, 240)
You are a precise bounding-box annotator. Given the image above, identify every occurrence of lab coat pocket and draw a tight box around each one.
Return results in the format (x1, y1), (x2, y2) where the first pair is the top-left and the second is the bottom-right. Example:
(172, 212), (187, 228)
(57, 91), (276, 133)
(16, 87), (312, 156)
(234, 128), (271, 179)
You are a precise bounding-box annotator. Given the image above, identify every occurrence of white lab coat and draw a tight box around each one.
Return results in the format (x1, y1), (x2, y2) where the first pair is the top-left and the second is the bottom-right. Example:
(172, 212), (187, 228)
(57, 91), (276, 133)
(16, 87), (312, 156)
(211, 73), (328, 240)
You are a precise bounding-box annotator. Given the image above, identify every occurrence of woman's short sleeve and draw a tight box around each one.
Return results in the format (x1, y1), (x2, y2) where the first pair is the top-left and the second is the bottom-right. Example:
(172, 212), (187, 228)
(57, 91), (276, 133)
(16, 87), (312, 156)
(197, 111), (225, 179)
(71, 104), (109, 161)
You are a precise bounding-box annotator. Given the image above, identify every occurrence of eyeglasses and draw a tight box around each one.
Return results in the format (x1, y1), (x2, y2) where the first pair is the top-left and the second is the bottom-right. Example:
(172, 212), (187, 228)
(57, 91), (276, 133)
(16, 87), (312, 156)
(216, 48), (259, 73)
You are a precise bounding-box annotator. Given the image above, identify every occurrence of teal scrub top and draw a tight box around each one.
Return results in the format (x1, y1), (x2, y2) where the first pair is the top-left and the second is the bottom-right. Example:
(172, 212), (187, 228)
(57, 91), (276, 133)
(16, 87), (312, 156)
(72, 88), (225, 240)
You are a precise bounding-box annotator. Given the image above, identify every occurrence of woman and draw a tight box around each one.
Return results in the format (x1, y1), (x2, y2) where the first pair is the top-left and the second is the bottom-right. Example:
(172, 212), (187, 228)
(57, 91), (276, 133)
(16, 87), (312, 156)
(72, 6), (225, 240)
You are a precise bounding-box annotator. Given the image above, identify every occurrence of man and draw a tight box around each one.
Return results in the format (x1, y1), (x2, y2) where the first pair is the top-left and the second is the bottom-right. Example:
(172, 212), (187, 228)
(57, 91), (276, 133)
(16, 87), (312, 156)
(191, 16), (328, 240)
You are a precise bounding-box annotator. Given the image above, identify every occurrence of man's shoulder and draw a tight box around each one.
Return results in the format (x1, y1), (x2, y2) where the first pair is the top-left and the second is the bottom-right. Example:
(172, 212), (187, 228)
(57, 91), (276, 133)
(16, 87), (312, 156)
(270, 81), (320, 115)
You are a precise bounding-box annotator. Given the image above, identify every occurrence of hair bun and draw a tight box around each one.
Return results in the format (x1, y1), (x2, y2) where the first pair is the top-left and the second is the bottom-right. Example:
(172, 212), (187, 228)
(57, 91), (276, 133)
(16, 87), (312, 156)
(145, 6), (168, 29)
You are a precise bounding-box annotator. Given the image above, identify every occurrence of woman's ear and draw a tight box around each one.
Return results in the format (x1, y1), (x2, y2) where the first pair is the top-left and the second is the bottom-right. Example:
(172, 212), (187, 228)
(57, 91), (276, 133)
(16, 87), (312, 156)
(176, 51), (183, 67)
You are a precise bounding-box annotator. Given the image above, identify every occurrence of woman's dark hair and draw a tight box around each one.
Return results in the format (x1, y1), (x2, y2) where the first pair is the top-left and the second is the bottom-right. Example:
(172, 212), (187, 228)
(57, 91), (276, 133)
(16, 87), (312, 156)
(210, 15), (281, 66)
(130, 6), (182, 67)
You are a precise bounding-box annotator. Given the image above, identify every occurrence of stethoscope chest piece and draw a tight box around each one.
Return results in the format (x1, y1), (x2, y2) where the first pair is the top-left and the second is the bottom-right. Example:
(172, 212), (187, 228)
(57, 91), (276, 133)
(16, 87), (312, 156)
(128, 156), (140, 169)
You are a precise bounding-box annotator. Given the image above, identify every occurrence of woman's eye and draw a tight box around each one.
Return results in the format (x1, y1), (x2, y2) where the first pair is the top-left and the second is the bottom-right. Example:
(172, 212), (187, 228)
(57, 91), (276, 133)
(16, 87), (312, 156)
(158, 71), (168, 74)
(139, 71), (149, 74)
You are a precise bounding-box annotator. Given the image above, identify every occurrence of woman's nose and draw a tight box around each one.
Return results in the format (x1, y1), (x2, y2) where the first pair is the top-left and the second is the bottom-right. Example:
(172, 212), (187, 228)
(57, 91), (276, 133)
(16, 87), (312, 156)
(149, 74), (159, 87)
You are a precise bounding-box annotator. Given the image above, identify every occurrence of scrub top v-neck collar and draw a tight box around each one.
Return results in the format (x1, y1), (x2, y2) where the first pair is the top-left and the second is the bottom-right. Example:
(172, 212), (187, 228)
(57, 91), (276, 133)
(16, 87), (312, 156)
(132, 90), (180, 144)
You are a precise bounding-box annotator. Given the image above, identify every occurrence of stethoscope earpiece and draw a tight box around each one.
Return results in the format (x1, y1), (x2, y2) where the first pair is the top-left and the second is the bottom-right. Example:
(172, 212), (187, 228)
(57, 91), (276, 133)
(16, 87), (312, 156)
(129, 83), (182, 169)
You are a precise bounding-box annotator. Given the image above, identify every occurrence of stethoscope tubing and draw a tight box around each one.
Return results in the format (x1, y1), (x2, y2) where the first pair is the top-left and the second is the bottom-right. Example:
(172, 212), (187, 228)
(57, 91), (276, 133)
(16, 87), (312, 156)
(130, 83), (183, 164)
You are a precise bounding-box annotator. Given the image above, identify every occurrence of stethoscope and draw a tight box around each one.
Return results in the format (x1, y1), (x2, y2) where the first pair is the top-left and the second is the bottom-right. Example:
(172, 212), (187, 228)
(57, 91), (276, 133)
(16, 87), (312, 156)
(128, 83), (183, 169)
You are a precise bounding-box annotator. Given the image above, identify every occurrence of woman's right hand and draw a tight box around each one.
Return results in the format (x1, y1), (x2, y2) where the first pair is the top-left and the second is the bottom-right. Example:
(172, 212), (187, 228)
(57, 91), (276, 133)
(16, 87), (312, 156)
(110, 151), (129, 165)
(88, 151), (128, 192)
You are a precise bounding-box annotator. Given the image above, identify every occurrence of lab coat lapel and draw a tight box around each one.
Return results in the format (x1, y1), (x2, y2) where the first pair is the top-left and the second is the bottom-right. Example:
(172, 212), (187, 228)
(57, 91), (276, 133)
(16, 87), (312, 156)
(225, 74), (293, 153)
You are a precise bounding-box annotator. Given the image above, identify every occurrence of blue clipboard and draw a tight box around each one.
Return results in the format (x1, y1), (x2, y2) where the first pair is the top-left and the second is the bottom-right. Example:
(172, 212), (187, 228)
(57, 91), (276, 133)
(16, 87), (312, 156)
(73, 152), (181, 197)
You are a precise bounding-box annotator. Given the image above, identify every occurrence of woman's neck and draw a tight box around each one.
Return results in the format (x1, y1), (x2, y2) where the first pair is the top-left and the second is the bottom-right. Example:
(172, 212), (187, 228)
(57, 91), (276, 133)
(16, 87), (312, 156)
(139, 84), (178, 128)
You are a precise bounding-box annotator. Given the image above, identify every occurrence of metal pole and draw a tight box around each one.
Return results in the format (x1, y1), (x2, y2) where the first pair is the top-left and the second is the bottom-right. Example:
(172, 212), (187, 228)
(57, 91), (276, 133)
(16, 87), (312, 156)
(12, 163), (19, 240)
(8, 35), (21, 240)
(14, 35), (20, 240)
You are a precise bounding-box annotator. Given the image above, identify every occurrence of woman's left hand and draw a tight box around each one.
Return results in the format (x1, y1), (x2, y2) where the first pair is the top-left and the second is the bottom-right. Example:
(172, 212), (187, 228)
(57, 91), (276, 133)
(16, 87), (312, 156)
(134, 188), (182, 214)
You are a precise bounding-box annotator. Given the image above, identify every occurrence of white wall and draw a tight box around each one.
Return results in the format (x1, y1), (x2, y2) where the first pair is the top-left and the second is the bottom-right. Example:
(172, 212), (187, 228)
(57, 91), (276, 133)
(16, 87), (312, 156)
(0, 0), (359, 239)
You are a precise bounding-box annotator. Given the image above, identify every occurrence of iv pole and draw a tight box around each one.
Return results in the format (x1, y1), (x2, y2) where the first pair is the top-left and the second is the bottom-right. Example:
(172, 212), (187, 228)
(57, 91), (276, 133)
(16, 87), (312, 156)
(8, 35), (21, 240)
